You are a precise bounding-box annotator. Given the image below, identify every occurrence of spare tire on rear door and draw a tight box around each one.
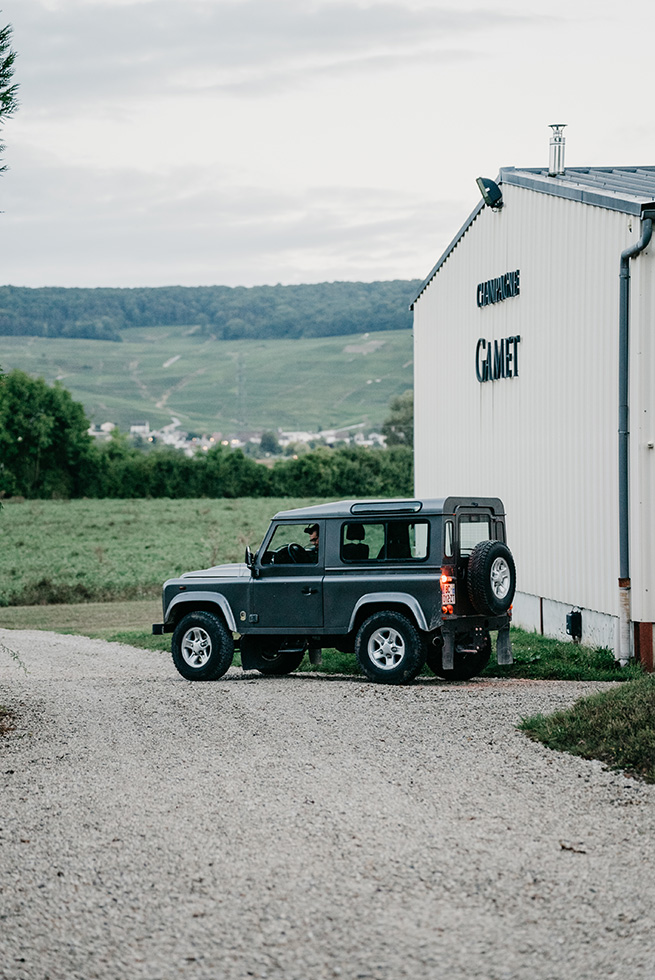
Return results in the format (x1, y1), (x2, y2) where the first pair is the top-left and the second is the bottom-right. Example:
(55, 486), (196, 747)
(466, 540), (516, 615)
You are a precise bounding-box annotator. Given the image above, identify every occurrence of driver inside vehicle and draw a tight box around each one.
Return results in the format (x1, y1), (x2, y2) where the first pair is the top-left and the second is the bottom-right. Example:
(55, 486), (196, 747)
(262, 522), (319, 565)
(304, 523), (319, 557)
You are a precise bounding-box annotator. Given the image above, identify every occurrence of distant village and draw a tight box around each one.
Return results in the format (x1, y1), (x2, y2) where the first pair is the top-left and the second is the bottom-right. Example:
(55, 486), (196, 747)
(88, 418), (388, 458)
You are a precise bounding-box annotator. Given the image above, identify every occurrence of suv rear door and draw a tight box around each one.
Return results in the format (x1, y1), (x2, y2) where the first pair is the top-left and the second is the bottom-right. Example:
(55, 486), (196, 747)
(444, 504), (498, 614)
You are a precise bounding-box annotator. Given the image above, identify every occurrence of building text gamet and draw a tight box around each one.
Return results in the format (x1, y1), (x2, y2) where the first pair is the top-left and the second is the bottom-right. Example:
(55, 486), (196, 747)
(476, 336), (521, 383)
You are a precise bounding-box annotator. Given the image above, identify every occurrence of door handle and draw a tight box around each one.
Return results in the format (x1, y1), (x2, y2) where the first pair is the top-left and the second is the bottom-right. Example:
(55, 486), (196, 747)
(302, 586), (318, 596)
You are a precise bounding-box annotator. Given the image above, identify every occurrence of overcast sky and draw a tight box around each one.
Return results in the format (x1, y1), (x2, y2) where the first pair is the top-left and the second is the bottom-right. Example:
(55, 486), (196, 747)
(0, 0), (654, 289)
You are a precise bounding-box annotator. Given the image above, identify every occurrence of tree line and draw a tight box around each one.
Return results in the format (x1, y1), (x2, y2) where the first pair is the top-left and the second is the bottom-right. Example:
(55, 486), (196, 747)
(0, 280), (421, 343)
(0, 369), (412, 500)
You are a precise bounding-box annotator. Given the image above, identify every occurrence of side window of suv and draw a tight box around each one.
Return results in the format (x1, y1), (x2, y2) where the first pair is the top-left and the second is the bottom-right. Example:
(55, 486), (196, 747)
(340, 521), (429, 562)
(261, 523), (319, 565)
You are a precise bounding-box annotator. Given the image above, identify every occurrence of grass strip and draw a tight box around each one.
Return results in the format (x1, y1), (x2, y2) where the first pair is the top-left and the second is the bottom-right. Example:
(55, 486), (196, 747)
(486, 631), (642, 682)
(519, 674), (655, 783)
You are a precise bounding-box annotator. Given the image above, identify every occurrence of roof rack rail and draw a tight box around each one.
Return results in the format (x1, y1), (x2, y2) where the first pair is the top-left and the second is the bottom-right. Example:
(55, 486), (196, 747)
(350, 501), (423, 515)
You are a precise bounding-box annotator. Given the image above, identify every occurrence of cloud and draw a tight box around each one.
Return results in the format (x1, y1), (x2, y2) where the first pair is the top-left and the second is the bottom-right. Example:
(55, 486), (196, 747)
(11, 0), (540, 110)
(0, 146), (462, 287)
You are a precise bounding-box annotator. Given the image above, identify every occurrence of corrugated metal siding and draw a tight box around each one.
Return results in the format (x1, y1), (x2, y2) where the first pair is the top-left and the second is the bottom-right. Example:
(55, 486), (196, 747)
(631, 249), (655, 622)
(414, 184), (635, 617)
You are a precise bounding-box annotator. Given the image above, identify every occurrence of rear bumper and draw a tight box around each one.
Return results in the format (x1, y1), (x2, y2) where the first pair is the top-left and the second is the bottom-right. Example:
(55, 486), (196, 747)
(441, 613), (510, 634)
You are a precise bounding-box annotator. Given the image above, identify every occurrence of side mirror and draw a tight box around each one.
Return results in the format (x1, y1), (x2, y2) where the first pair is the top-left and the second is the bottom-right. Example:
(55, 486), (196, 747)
(245, 546), (253, 568)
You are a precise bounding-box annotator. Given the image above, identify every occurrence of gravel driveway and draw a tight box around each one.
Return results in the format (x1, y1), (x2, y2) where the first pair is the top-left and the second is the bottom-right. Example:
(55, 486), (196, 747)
(1, 629), (654, 980)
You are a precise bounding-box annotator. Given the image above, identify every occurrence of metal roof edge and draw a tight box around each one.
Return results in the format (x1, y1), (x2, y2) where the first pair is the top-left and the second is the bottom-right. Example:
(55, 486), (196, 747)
(409, 198), (485, 309)
(499, 167), (649, 215)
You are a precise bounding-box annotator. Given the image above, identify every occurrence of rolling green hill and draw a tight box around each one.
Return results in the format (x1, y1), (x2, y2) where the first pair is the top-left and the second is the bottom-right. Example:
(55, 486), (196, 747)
(0, 327), (413, 434)
(0, 280), (421, 342)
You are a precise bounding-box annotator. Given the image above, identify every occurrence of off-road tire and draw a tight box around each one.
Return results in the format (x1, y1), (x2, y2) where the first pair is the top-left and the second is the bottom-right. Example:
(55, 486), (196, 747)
(467, 541), (516, 615)
(426, 630), (491, 681)
(355, 610), (426, 684)
(240, 636), (306, 675)
(171, 610), (234, 681)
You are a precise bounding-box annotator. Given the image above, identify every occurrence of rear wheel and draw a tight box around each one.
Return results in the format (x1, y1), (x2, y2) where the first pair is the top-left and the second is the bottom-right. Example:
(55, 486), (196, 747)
(240, 636), (306, 675)
(426, 630), (491, 681)
(172, 611), (234, 681)
(355, 611), (426, 684)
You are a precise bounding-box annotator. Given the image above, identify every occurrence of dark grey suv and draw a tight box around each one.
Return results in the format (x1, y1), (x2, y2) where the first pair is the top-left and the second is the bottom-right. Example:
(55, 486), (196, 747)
(153, 497), (516, 684)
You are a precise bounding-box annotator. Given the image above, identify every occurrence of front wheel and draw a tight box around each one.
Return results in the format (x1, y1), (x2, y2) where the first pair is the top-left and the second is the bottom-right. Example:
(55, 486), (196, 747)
(172, 611), (234, 681)
(240, 636), (306, 675)
(355, 611), (426, 684)
(426, 630), (491, 681)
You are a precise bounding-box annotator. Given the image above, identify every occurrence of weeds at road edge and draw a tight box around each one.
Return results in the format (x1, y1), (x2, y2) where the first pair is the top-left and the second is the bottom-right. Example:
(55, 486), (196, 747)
(519, 674), (655, 783)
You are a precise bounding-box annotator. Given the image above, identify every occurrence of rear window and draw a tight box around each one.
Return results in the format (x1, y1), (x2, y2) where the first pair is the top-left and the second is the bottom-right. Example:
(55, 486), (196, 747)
(458, 515), (491, 556)
(340, 520), (429, 562)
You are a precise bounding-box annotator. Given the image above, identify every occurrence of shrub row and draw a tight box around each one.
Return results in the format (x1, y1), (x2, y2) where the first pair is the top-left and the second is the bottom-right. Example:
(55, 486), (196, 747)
(2, 440), (413, 501)
(85, 443), (413, 500)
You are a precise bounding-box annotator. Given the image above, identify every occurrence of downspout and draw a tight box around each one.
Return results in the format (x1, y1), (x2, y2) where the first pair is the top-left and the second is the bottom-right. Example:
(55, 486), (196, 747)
(618, 209), (655, 663)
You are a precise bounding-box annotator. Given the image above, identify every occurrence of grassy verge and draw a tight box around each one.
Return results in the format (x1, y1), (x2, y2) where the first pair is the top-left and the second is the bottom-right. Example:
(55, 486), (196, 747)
(519, 674), (655, 783)
(487, 630), (642, 681)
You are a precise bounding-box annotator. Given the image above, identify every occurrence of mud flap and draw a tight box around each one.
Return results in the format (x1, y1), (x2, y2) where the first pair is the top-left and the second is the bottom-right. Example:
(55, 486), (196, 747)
(239, 642), (258, 671)
(308, 646), (322, 666)
(442, 630), (455, 671)
(496, 625), (513, 665)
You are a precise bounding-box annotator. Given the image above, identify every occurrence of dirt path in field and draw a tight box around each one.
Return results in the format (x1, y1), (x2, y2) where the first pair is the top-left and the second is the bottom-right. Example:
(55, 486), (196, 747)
(1, 630), (655, 980)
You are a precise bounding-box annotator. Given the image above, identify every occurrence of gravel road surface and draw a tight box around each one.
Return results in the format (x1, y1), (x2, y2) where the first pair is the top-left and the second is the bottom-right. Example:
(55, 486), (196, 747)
(1, 629), (654, 980)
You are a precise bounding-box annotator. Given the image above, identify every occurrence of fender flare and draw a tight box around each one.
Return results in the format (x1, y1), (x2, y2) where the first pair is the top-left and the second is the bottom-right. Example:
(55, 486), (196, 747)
(347, 593), (429, 633)
(164, 591), (238, 634)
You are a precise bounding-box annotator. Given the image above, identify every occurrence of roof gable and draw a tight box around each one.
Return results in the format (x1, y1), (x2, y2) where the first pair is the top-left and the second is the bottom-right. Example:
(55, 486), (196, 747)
(411, 166), (655, 309)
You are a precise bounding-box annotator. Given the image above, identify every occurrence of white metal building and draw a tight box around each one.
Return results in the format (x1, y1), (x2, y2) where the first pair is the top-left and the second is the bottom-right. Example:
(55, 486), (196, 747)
(411, 131), (655, 669)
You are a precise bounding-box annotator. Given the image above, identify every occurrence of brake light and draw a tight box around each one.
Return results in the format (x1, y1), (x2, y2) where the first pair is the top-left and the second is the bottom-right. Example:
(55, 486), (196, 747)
(440, 567), (456, 613)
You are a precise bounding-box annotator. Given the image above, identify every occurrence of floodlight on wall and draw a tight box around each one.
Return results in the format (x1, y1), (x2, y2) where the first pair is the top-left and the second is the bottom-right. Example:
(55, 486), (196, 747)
(476, 176), (503, 210)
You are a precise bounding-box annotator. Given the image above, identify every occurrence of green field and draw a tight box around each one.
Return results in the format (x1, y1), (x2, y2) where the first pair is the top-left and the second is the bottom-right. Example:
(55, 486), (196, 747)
(0, 328), (413, 434)
(0, 496), (325, 607)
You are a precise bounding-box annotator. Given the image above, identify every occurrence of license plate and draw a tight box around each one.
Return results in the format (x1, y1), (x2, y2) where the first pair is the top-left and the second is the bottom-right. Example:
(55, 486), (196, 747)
(441, 583), (456, 605)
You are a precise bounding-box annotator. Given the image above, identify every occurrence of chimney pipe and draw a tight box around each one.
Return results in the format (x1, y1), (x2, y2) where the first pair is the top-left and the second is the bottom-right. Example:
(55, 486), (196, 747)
(548, 123), (566, 176)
